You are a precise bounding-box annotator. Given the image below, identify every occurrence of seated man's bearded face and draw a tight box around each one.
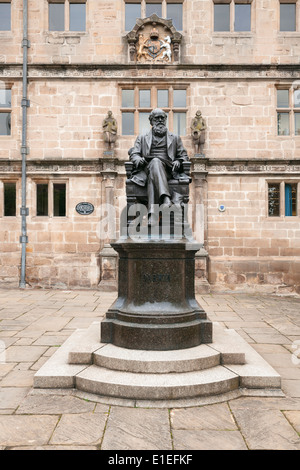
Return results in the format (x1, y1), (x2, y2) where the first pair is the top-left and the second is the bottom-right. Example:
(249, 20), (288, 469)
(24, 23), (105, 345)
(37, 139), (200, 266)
(151, 113), (167, 137)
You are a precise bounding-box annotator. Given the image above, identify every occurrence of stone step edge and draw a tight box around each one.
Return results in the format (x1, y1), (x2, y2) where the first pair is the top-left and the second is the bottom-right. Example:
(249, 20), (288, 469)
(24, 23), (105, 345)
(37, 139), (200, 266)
(75, 364), (240, 400)
(67, 321), (246, 370)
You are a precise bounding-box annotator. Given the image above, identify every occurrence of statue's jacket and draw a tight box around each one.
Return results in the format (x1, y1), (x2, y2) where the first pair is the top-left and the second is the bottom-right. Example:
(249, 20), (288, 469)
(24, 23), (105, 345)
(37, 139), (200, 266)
(129, 130), (190, 187)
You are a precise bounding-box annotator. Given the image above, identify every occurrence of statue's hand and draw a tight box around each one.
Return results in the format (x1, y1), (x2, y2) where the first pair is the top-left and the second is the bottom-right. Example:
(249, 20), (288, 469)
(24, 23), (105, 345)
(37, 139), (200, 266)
(132, 156), (146, 169)
(172, 160), (181, 172)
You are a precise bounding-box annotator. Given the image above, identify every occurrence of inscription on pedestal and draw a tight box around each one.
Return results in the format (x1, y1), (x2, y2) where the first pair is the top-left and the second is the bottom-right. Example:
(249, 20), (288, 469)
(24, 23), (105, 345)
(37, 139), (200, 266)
(143, 273), (171, 283)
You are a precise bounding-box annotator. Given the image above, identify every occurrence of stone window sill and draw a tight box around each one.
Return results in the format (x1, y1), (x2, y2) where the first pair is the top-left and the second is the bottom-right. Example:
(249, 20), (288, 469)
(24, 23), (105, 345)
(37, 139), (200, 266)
(212, 32), (253, 38)
(45, 31), (88, 38)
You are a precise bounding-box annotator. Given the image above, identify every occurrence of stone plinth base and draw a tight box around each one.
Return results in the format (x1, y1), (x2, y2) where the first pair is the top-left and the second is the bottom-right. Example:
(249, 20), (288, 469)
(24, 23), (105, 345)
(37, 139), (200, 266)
(100, 238), (212, 350)
(33, 322), (283, 405)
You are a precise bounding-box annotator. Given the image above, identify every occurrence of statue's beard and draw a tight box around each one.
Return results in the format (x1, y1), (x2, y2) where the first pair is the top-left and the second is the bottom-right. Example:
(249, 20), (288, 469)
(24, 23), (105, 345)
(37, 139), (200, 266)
(152, 124), (167, 137)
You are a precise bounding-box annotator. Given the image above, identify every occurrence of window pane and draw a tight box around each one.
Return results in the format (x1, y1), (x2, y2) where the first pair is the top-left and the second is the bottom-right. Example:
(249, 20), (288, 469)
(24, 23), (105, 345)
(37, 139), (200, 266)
(0, 112), (11, 135)
(36, 184), (48, 216)
(125, 3), (141, 30)
(139, 112), (151, 134)
(146, 3), (162, 17)
(277, 112), (290, 135)
(157, 89), (169, 108)
(53, 184), (66, 217)
(122, 112), (135, 135)
(173, 112), (186, 136)
(4, 182), (16, 217)
(139, 90), (151, 108)
(173, 89), (186, 107)
(70, 3), (86, 31)
(277, 89), (289, 108)
(0, 89), (11, 108)
(122, 89), (135, 108)
(268, 183), (280, 217)
(214, 4), (230, 31)
(0, 3), (11, 31)
(234, 4), (251, 32)
(294, 89), (300, 108)
(167, 3), (183, 30)
(280, 3), (296, 31)
(295, 113), (300, 135)
(49, 3), (65, 31)
(285, 183), (297, 216)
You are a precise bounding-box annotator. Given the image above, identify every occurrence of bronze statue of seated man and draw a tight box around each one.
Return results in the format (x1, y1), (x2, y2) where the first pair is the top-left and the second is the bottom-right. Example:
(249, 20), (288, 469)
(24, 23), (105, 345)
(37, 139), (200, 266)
(129, 108), (190, 225)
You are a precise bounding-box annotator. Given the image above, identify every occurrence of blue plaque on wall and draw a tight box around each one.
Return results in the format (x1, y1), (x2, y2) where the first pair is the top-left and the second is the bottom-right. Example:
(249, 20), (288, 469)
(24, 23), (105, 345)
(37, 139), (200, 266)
(76, 202), (94, 215)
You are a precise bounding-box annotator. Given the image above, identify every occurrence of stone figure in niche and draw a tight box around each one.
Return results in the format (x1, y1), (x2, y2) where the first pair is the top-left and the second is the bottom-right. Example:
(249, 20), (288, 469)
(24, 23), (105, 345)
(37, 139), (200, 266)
(129, 108), (190, 225)
(102, 111), (118, 149)
(191, 110), (206, 155)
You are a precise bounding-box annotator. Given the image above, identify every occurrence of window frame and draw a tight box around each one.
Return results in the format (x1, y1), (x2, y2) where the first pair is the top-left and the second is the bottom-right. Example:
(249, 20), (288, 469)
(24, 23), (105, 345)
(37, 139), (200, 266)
(0, 1), (11, 32)
(34, 179), (68, 218)
(124, 0), (184, 31)
(0, 87), (12, 137)
(267, 180), (300, 218)
(47, 0), (87, 33)
(213, 0), (253, 34)
(279, 1), (299, 33)
(1, 180), (17, 217)
(120, 84), (188, 136)
(276, 85), (300, 137)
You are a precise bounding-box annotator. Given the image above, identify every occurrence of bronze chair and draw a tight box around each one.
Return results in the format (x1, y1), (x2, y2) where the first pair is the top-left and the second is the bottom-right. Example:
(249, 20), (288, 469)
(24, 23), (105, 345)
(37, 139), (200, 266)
(122, 160), (192, 238)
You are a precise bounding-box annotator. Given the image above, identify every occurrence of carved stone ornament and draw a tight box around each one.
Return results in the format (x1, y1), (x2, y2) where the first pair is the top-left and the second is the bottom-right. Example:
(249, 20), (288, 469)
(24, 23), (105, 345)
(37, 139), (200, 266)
(126, 14), (182, 63)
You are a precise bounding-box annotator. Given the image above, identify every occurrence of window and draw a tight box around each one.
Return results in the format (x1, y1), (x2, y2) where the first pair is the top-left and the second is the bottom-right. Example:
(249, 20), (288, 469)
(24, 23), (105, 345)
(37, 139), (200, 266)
(3, 182), (16, 217)
(125, 1), (184, 30)
(214, 3), (230, 31)
(277, 87), (300, 136)
(35, 182), (66, 217)
(53, 183), (66, 217)
(0, 89), (11, 136)
(49, 1), (86, 32)
(146, 2), (162, 17)
(166, 3), (183, 30)
(268, 183), (281, 217)
(0, 2), (11, 31)
(121, 86), (187, 135)
(36, 184), (49, 216)
(214, 1), (251, 32)
(70, 2), (86, 31)
(280, 3), (296, 31)
(125, 3), (141, 30)
(268, 182), (299, 217)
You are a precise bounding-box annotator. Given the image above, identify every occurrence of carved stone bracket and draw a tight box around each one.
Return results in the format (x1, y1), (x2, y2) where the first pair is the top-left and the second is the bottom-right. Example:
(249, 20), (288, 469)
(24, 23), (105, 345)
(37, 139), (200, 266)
(126, 14), (182, 63)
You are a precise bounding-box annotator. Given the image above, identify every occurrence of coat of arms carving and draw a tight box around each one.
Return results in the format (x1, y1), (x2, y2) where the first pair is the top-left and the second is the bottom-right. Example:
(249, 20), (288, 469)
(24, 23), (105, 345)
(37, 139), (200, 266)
(126, 14), (182, 64)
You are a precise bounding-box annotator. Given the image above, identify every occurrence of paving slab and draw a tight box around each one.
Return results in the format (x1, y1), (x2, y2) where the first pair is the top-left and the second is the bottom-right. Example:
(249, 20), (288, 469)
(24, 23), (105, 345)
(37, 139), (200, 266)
(0, 415), (59, 447)
(101, 407), (172, 450)
(50, 412), (108, 446)
(172, 429), (247, 450)
(231, 407), (300, 450)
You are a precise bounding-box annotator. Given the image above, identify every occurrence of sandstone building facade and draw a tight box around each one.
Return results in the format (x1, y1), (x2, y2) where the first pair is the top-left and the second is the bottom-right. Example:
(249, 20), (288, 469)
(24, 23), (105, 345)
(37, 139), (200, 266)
(0, 0), (299, 294)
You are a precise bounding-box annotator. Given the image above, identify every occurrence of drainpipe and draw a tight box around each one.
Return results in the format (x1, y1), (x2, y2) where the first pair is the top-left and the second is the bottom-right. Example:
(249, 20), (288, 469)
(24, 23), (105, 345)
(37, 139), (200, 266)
(19, 0), (30, 288)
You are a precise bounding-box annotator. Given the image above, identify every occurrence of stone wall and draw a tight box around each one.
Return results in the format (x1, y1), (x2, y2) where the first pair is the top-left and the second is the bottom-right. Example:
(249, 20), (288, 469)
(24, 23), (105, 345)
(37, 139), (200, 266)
(2, 0), (300, 65)
(0, 0), (299, 292)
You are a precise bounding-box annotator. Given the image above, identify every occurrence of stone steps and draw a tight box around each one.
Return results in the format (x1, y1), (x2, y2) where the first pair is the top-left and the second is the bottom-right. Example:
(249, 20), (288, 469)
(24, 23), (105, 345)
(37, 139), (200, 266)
(34, 322), (283, 405)
(93, 343), (221, 373)
(75, 364), (240, 400)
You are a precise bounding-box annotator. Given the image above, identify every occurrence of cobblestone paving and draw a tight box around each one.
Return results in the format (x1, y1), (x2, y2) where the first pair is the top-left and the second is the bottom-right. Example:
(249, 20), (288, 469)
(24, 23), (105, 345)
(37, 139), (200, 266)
(0, 288), (300, 450)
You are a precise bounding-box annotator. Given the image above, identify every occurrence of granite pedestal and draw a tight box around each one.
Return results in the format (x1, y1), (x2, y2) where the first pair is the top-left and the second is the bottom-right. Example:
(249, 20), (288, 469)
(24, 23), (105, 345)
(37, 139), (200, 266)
(100, 238), (212, 350)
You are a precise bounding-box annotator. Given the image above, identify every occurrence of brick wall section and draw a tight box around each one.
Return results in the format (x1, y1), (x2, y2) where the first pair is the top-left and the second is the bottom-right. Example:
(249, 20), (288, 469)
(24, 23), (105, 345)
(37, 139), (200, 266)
(207, 176), (300, 293)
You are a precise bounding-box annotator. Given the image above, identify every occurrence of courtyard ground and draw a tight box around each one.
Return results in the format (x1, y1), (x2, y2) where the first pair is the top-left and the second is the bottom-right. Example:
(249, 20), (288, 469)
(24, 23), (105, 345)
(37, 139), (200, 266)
(0, 287), (300, 450)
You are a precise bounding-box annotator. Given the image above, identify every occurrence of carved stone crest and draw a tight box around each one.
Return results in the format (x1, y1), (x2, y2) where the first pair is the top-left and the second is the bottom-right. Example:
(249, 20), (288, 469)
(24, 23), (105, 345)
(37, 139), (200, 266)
(126, 14), (182, 63)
